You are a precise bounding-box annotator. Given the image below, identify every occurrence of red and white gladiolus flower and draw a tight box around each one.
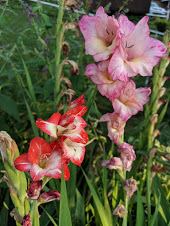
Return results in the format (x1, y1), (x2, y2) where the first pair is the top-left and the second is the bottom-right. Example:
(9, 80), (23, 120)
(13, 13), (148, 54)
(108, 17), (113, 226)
(14, 137), (70, 181)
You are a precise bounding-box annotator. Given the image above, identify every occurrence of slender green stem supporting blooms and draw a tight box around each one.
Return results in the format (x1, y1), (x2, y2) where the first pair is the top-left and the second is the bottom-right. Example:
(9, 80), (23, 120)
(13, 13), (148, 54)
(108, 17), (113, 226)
(146, 157), (152, 221)
(122, 170), (128, 226)
(30, 200), (40, 226)
(54, 0), (65, 106)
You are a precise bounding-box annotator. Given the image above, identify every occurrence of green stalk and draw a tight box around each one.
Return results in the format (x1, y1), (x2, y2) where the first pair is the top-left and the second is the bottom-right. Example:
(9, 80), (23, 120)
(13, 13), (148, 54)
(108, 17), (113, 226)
(122, 171), (128, 226)
(146, 157), (152, 221)
(54, 0), (65, 105)
(30, 200), (40, 226)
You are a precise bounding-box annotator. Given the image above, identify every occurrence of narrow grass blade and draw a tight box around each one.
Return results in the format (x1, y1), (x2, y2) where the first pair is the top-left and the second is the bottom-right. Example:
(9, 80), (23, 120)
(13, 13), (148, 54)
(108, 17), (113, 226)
(84, 85), (97, 121)
(25, 99), (39, 137)
(22, 59), (36, 104)
(82, 168), (110, 226)
(0, 190), (9, 226)
(75, 189), (85, 226)
(136, 189), (145, 226)
(67, 163), (77, 213)
(40, 203), (56, 226)
(152, 174), (170, 223)
(41, 206), (58, 226)
(59, 168), (72, 226)
(155, 101), (169, 129)
(149, 194), (161, 226)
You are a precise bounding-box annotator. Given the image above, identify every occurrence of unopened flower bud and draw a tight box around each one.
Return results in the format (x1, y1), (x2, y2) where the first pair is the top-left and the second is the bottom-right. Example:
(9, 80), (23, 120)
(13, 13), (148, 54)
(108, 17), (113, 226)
(113, 204), (127, 218)
(0, 170), (17, 194)
(149, 148), (158, 158)
(61, 76), (72, 88)
(65, 22), (79, 37)
(102, 157), (123, 170)
(158, 87), (166, 99)
(10, 208), (23, 224)
(63, 88), (76, 104)
(156, 99), (166, 112)
(62, 41), (70, 56)
(27, 181), (42, 200)
(38, 190), (60, 204)
(22, 214), (32, 226)
(124, 178), (137, 199)
(150, 114), (158, 134)
(66, 60), (79, 76)
(152, 130), (160, 141)
(161, 77), (169, 87)
(0, 131), (19, 164)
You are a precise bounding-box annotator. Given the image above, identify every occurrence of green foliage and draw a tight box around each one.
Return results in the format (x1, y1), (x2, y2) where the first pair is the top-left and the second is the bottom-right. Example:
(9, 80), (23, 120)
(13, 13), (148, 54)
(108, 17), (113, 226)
(59, 169), (72, 226)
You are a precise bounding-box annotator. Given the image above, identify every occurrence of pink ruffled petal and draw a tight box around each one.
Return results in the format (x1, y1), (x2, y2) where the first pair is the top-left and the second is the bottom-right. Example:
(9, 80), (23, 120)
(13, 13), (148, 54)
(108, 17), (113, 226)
(99, 112), (126, 144)
(145, 37), (167, 66)
(127, 53), (153, 76)
(98, 80), (126, 100)
(108, 48), (136, 82)
(134, 87), (151, 106)
(85, 37), (109, 56)
(14, 153), (31, 172)
(124, 17), (150, 59)
(78, 15), (98, 41)
(118, 15), (135, 36)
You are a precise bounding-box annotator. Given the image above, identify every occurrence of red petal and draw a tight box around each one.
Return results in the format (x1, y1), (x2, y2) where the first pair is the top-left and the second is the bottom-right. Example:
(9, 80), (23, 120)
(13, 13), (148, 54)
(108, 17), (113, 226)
(45, 164), (70, 181)
(63, 128), (88, 144)
(30, 164), (46, 181)
(68, 95), (85, 108)
(36, 118), (59, 139)
(28, 138), (52, 165)
(46, 113), (61, 124)
(61, 106), (87, 120)
(49, 140), (62, 152)
(14, 153), (31, 172)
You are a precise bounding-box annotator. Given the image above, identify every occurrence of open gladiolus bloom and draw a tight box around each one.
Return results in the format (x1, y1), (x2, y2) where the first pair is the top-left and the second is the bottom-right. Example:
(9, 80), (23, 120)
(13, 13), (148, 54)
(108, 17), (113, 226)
(79, 6), (123, 62)
(14, 95), (88, 181)
(14, 137), (70, 181)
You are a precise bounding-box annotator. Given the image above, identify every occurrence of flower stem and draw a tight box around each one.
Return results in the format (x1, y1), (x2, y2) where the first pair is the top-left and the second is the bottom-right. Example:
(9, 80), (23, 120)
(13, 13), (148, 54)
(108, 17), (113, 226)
(30, 200), (40, 226)
(122, 171), (128, 226)
(54, 0), (65, 106)
(146, 156), (153, 221)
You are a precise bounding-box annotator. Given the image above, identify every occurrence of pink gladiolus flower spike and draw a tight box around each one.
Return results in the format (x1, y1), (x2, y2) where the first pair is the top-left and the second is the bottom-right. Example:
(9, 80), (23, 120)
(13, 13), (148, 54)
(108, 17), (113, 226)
(85, 60), (126, 100)
(14, 137), (70, 181)
(79, 6), (123, 62)
(112, 80), (151, 120)
(36, 95), (88, 144)
(108, 15), (167, 82)
(99, 112), (126, 145)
